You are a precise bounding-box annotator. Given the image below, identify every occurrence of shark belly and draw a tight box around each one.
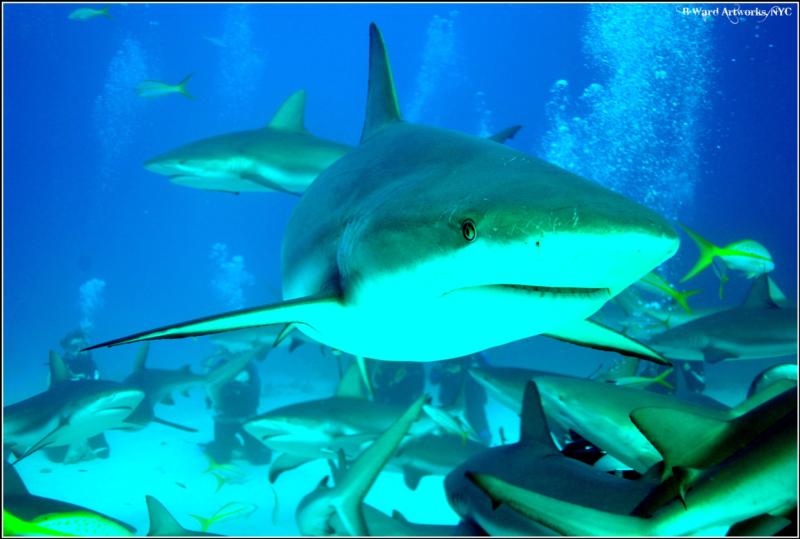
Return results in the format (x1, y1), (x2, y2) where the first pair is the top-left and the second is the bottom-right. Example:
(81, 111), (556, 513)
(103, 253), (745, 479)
(295, 285), (611, 362)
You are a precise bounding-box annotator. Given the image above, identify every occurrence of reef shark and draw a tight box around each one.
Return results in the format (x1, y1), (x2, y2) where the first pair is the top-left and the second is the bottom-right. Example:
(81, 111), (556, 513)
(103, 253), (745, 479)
(389, 433), (486, 490)
(527, 373), (795, 474)
(445, 380), (658, 536)
(294, 394), (428, 535)
(3, 351), (145, 464)
(146, 88), (522, 197)
(3, 461), (136, 536)
(467, 386), (797, 536)
(243, 395), (439, 483)
(648, 274), (797, 362)
(87, 24), (678, 365)
(144, 90), (351, 195)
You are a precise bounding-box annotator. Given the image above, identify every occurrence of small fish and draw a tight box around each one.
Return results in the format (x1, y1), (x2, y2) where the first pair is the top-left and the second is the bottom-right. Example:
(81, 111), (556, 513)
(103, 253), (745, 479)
(203, 35), (227, 48)
(635, 271), (700, 313)
(189, 501), (258, 532)
(39, 468), (52, 474)
(137, 74), (194, 99)
(679, 223), (774, 284)
(175, 481), (187, 489)
(68, 6), (112, 21)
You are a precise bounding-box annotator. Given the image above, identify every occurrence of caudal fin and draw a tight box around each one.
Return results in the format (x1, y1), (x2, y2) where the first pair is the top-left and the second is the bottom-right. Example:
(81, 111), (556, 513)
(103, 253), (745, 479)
(679, 223), (720, 283)
(178, 73), (194, 99)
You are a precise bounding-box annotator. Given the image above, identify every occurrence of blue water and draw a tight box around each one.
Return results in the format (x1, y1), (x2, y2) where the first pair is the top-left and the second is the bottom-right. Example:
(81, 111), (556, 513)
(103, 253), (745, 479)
(3, 3), (798, 535)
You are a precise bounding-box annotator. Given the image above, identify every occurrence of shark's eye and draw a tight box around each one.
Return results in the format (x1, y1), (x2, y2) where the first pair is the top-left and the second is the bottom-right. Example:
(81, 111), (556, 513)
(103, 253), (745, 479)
(461, 219), (477, 242)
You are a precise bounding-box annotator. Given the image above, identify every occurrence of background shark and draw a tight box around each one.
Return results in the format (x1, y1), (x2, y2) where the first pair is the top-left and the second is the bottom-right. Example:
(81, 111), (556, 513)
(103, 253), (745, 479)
(4, 351), (145, 463)
(144, 90), (351, 195)
(648, 275), (797, 362)
(294, 394), (428, 535)
(444, 380), (658, 536)
(468, 385), (797, 536)
(87, 23), (678, 368)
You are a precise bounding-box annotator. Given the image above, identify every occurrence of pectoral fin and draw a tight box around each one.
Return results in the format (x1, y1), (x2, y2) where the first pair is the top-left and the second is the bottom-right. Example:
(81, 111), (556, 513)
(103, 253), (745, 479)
(84, 295), (340, 350)
(269, 452), (316, 483)
(544, 319), (669, 365)
(702, 344), (737, 364)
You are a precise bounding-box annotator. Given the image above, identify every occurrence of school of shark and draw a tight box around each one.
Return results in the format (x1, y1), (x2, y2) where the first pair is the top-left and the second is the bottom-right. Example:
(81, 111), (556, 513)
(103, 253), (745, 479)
(3, 10), (798, 539)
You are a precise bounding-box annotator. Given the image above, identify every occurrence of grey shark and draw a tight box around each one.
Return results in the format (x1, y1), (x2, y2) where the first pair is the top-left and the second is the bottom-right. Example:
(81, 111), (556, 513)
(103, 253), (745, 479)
(295, 394), (427, 535)
(3, 461), (136, 535)
(87, 24), (677, 365)
(243, 395), (440, 482)
(468, 363), (671, 418)
(390, 433), (486, 490)
(528, 373), (793, 474)
(146, 88), (521, 197)
(123, 343), (207, 406)
(3, 351), (145, 463)
(467, 386), (796, 536)
(444, 380), (658, 536)
(144, 90), (351, 195)
(648, 274), (797, 362)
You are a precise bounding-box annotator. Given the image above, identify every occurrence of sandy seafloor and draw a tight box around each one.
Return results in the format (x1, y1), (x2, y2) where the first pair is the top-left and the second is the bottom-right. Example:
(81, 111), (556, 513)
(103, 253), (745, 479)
(10, 339), (785, 536)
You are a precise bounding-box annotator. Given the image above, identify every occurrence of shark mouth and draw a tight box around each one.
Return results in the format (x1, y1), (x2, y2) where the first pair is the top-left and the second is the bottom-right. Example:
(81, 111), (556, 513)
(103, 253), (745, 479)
(451, 284), (610, 299)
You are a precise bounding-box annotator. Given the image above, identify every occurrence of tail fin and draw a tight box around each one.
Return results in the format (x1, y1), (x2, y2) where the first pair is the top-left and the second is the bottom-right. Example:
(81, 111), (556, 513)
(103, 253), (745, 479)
(670, 288), (700, 314)
(101, 6), (112, 19)
(679, 223), (720, 283)
(178, 73), (194, 99)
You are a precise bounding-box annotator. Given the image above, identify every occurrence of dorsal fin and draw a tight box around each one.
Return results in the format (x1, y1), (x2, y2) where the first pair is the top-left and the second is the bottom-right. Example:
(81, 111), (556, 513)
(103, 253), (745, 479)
(134, 342), (150, 372)
(361, 23), (402, 143)
(146, 495), (190, 535)
(49, 350), (71, 386)
(742, 274), (779, 309)
(519, 381), (558, 452)
(267, 90), (307, 132)
(767, 276), (790, 307)
(3, 460), (29, 496)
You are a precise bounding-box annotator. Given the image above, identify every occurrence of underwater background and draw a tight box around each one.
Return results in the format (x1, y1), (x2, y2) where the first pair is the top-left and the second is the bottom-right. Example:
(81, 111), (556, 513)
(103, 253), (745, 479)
(3, 2), (798, 535)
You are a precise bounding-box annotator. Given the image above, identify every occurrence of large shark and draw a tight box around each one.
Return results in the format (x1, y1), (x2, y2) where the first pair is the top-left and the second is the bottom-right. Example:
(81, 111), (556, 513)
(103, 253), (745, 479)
(294, 394), (428, 535)
(3, 351), (145, 463)
(648, 274), (797, 362)
(144, 90), (351, 195)
(3, 461), (136, 536)
(467, 386), (797, 536)
(86, 24), (678, 365)
(444, 380), (658, 536)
